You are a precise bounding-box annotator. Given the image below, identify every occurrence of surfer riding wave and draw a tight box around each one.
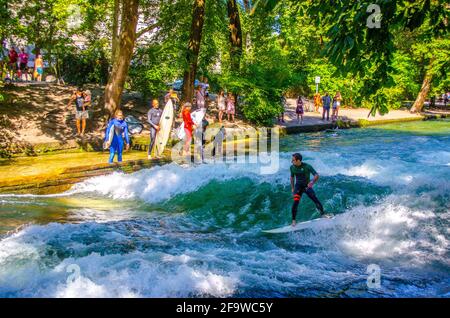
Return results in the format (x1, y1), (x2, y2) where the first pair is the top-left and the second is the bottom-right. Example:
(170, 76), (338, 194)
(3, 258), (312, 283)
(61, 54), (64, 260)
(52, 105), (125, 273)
(290, 153), (332, 226)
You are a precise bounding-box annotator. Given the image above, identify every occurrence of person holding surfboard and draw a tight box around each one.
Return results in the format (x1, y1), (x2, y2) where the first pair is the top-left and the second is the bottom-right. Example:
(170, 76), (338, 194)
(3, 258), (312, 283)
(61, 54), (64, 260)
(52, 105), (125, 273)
(147, 99), (163, 159)
(290, 153), (331, 226)
(182, 102), (196, 157)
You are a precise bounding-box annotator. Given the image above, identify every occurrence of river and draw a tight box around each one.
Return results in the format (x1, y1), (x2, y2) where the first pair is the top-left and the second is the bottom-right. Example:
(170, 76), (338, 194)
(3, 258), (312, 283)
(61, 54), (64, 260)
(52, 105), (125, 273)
(0, 120), (449, 297)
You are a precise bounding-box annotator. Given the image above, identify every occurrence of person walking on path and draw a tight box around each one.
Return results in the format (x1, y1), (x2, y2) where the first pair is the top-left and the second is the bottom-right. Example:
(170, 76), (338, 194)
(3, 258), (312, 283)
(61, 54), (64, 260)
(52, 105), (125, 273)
(147, 99), (163, 159)
(296, 96), (304, 124)
(322, 92), (331, 121)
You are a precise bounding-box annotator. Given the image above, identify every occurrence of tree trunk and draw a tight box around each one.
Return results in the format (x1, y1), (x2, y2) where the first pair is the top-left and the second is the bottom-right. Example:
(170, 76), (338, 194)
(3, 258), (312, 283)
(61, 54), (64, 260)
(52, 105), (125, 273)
(227, 0), (243, 72)
(104, 0), (139, 116)
(181, 0), (206, 103)
(242, 0), (252, 53)
(111, 0), (120, 62)
(410, 71), (433, 113)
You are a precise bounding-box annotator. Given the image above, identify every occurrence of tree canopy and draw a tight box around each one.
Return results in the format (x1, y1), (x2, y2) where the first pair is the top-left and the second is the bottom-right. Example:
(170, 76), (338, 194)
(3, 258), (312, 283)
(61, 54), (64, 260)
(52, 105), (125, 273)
(1, 0), (448, 122)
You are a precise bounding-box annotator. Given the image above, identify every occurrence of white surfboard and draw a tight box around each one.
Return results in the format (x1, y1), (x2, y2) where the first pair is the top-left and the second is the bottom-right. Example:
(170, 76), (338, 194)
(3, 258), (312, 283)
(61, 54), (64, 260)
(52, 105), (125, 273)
(263, 216), (334, 234)
(155, 99), (174, 157)
(103, 122), (116, 149)
(177, 108), (206, 140)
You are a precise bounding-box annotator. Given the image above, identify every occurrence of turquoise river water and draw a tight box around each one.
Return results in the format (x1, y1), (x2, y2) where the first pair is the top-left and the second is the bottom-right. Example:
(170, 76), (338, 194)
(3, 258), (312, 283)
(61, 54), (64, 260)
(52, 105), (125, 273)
(0, 120), (449, 297)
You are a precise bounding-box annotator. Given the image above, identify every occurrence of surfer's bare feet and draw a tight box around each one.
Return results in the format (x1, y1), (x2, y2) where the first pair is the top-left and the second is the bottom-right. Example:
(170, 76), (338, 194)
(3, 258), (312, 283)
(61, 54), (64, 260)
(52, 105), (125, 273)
(322, 213), (333, 219)
(291, 220), (296, 227)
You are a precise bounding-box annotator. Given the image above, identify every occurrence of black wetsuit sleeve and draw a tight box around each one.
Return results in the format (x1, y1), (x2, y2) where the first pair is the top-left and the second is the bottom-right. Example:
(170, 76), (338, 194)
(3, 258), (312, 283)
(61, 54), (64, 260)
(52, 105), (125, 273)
(308, 164), (318, 177)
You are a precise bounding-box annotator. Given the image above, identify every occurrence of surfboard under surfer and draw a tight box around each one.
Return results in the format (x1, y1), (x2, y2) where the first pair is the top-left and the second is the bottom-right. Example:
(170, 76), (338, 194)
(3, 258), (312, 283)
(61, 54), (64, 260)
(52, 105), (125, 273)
(290, 153), (332, 226)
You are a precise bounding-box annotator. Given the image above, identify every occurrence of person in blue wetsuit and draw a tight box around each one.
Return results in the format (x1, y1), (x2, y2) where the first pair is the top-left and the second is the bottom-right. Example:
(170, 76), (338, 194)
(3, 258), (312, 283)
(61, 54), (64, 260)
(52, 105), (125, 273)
(104, 110), (130, 163)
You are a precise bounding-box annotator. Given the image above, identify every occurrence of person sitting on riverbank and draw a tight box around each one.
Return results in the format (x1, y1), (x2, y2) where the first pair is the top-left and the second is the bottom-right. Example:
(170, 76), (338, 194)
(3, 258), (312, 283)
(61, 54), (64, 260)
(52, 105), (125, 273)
(147, 99), (163, 160)
(67, 87), (89, 136)
(104, 110), (130, 164)
(322, 92), (331, 121)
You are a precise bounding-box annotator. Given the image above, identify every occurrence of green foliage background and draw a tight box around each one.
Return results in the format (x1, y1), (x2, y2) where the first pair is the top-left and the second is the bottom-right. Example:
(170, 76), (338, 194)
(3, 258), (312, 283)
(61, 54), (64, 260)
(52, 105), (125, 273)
(0, 0), (448, 125)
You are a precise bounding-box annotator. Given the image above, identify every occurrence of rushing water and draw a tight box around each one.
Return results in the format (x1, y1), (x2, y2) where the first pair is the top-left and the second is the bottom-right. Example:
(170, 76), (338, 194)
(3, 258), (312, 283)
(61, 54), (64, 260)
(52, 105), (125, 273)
(0, 120), (449, 298)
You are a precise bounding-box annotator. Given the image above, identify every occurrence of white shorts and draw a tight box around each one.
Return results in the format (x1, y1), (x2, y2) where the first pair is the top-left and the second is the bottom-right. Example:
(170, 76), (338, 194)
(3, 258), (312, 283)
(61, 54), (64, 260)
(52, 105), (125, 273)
(218, 102), (226, 111)
(76, 110), (89, 119)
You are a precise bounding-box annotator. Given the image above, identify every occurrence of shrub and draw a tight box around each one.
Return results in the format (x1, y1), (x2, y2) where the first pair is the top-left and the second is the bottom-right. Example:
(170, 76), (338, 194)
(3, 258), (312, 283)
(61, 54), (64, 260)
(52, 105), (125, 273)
(59, 43), (109, 86)
(241, 89), (282, 126)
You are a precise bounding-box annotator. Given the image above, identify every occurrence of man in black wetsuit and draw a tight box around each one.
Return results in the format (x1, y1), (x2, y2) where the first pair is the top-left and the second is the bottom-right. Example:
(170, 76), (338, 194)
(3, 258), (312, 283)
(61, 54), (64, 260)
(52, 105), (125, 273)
(290, 153), (331, 226)
(147, 99), (163, 159)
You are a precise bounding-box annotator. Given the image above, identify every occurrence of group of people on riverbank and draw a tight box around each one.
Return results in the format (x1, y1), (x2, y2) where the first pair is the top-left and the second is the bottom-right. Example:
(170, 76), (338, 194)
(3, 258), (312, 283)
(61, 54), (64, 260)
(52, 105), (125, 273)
(3, 47), (44, 82)
(280, 91), (342, 124)
(66, 83), (347, 164)
(98, 79), (227, 164)
(103, 97), (222, 164)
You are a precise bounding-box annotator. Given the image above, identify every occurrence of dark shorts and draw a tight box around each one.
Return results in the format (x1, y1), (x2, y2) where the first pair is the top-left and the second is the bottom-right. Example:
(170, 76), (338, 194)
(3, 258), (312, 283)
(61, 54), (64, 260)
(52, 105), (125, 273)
(294, 184), (308, 196)
(19, 63), (27, 71)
